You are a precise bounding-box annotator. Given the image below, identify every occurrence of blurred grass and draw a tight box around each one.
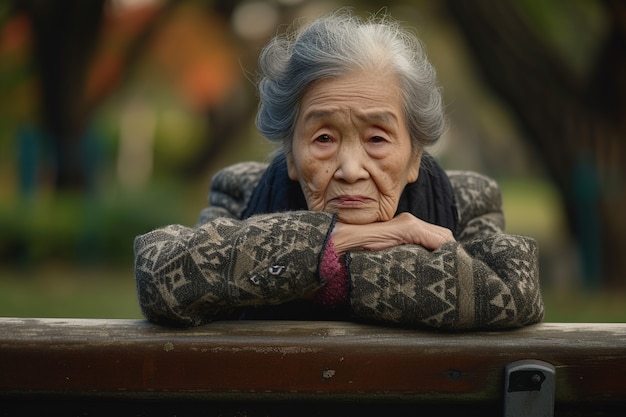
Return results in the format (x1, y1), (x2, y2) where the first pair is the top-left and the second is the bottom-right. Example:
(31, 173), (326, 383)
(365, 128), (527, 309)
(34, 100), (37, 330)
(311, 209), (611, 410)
(541, 288), (626, 323)
(0, 264), (142, 319)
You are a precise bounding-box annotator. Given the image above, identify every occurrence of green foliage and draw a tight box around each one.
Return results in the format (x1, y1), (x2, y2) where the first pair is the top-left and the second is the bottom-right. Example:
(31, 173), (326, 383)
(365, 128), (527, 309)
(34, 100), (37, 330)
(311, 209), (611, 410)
(0, 182), (196, 266)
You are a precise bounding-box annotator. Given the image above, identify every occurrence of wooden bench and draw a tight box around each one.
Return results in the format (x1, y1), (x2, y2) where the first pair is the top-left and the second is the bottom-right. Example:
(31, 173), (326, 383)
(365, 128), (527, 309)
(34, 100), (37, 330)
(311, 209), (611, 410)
(1, 318), (625, 416)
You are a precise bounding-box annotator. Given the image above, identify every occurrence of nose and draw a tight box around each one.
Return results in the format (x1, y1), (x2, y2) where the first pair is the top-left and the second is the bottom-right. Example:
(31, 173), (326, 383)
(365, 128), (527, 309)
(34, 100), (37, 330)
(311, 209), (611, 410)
(333, 144), (369, 183)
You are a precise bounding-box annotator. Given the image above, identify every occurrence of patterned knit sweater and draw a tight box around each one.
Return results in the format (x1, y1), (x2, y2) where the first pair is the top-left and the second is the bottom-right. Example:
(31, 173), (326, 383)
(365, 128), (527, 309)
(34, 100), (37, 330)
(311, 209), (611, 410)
(134, 162), (544, 330)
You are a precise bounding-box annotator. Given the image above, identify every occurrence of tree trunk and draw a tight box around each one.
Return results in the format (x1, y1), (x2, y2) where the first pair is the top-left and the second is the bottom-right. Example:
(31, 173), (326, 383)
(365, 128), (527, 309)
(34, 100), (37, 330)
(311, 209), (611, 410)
(19, 0), (105, 191)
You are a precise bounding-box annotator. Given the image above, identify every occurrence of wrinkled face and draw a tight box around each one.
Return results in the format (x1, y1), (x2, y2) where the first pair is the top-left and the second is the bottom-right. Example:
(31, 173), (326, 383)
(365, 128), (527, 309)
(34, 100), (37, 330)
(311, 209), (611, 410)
(287, 71), (422, 225)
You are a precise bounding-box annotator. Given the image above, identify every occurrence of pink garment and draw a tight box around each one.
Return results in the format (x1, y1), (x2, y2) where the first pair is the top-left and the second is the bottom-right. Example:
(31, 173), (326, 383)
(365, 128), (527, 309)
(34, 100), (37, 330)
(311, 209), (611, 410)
(315, 238), (349, 307)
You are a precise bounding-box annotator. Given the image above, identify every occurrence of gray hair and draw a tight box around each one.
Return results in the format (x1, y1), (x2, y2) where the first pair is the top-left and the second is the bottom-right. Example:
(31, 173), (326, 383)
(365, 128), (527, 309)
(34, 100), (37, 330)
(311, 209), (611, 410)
(255, 10), (446, 152)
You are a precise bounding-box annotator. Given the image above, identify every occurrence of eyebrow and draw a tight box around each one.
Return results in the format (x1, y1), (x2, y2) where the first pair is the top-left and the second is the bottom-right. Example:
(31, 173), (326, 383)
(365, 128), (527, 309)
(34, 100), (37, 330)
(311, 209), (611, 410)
(302, 109), (335, 126)
(355, 111), (398, 125)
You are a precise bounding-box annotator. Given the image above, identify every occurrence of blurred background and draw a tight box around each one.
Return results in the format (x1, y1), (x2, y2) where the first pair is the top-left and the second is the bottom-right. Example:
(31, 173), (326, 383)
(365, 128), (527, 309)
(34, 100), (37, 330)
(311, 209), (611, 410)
(0, 0), (624, 322)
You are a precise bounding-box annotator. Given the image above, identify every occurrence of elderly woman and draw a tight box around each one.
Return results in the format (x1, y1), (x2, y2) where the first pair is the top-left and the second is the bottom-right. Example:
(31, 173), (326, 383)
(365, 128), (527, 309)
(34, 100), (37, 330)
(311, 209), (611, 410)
(134, 12), (544, 330)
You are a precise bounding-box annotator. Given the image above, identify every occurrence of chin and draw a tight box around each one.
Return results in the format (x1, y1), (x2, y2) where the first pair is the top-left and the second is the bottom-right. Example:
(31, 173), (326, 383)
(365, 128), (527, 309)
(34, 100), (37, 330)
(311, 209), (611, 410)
(336, 212), (378, 225)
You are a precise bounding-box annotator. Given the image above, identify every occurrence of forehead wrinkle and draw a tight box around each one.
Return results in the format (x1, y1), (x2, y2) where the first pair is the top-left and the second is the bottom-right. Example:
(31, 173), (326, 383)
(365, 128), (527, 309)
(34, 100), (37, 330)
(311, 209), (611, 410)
(302, 107), (399, 128)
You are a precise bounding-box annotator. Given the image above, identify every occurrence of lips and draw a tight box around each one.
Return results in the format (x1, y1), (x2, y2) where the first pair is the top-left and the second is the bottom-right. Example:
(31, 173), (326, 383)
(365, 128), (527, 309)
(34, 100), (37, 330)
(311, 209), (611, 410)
(332, 195), (372, 206)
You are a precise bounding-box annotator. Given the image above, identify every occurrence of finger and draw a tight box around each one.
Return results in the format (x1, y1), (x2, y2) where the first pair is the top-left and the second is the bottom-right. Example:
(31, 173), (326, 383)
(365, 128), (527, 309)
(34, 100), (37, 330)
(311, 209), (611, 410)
(418, 227), (455, 250)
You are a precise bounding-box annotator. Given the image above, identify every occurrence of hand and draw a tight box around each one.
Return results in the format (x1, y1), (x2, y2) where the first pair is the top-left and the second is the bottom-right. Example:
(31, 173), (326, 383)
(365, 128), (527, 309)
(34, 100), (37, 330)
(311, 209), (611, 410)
(332, 212), (455, 254)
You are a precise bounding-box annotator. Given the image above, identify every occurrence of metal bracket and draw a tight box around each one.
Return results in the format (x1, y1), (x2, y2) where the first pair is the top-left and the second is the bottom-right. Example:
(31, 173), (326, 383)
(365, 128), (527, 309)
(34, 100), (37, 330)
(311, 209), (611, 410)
(504, 359), (555, 417)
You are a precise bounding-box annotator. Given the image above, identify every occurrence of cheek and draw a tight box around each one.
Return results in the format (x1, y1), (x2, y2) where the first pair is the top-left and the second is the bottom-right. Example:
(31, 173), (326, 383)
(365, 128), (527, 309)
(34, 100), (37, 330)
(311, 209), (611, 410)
(380, 161), (405, 187)
(298, 157), (332, 190)
(310, 171), (333, 192)
(377, 156), (415, 196)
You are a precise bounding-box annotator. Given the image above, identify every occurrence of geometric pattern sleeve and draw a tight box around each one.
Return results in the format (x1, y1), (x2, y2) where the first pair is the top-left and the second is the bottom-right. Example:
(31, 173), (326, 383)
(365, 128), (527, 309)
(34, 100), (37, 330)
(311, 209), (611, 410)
(134, 211), (336, 327)
(347, 171), (545, 330)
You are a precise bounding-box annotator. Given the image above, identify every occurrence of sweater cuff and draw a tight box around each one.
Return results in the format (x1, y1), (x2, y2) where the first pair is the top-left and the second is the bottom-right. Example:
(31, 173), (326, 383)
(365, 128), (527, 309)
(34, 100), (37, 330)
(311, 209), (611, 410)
(315, 238), (349, 308)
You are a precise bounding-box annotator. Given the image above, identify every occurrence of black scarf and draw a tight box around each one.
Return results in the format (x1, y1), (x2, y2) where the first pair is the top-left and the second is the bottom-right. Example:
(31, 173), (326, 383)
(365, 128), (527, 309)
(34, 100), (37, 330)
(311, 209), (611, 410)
(242, 152), (458, 236)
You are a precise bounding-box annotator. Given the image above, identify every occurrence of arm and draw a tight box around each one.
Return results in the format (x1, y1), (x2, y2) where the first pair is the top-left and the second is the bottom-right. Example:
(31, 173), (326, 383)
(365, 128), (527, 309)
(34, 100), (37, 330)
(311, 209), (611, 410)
(343, 171), (544, 330)
(134, 211), (336, 327)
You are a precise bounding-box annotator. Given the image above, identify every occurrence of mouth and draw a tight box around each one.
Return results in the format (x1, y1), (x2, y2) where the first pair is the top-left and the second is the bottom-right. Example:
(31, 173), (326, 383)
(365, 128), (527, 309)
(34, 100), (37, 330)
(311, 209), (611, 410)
(331, 195), (373, 207)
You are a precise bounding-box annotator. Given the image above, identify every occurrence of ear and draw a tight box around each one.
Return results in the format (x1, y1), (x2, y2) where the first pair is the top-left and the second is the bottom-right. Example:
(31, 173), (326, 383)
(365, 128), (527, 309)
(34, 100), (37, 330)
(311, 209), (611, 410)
(406, 148), (422, 183)
(286, 151), (299, 181)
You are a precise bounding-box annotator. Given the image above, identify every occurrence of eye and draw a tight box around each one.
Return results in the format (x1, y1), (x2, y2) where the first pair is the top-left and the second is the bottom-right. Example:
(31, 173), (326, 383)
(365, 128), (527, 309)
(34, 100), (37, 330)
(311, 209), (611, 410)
(315, 134), (333, 143)
(370, 135), (387, 143)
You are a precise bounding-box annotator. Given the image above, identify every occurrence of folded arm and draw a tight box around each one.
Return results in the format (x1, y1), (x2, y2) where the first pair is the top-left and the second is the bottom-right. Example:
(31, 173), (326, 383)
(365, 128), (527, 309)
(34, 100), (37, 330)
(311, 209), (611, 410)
(134, 163), (543, 330)
(134, 211), (336, 327)
(347, 234), (543, 330)
(344, 170), (543, 330)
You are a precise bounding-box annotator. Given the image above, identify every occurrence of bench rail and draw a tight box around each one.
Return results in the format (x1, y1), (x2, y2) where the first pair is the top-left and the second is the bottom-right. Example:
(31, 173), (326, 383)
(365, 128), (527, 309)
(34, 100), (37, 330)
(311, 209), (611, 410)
(1, 318), (625, 416)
